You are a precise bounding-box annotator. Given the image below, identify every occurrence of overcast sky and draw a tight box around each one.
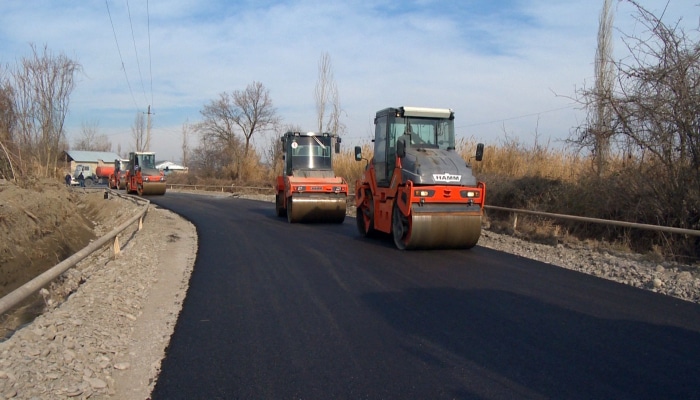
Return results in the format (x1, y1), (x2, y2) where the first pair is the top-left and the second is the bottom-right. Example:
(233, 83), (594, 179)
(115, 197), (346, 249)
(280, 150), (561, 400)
(1, 1), (698, 162)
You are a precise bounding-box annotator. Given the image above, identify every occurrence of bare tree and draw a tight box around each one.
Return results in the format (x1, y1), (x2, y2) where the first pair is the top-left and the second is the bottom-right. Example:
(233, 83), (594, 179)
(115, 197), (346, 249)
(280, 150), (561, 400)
(195, 82), (278, 180)
(314, 52), (344, 135)
(189, 133), (228, 178)
(197, 92), (244, 179)
(132, 111), (146, 152)
(11, 44), (81, 177)
(592, 0), (615, 175)
(232, 81), (279, 158)
(0, 69), (14, 143)
(73, 120), (111, 151)
(572, 0), (700, 255)
(0, 68), (17, 180)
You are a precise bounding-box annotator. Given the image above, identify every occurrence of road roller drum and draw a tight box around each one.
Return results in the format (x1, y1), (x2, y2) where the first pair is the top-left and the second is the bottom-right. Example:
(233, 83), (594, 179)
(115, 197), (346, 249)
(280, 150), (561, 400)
(287, 194), (346, 223)
(393, 204), (481, 250)
(139, 182), (167, 196)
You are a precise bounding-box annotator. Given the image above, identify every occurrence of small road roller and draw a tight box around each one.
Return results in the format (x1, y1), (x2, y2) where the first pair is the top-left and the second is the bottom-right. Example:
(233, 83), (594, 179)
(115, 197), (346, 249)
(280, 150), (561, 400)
(275, 131), (347, 223)
(125, 151), (166, 196)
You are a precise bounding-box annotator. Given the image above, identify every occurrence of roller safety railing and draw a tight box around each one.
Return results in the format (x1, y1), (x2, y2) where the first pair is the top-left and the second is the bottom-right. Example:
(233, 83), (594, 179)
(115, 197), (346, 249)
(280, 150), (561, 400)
(0, 188), (150, 315)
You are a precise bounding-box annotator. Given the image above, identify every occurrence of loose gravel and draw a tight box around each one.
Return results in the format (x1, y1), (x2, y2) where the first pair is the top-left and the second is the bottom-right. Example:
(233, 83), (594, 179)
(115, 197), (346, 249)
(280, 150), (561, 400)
(0, 191), (697, 399)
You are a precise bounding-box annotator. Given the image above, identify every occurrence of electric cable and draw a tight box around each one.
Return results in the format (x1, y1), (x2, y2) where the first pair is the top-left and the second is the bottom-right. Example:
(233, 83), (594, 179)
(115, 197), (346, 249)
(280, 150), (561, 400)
(126, 0), (149, 105)
(105, 0), (140, 111)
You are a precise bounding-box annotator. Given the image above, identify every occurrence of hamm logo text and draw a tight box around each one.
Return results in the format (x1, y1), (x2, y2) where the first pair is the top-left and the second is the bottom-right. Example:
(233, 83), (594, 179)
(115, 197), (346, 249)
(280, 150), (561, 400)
(433, 173), (461, 183)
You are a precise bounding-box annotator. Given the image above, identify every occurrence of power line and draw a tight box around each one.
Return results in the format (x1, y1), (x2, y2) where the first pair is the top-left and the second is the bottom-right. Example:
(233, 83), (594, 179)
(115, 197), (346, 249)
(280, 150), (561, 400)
(126, 0), (149, 105)
(340, 104), (580, 140)
(147, 0), (153, 108)
(105, 0), (140, 111)
(456, 104), (578, 129)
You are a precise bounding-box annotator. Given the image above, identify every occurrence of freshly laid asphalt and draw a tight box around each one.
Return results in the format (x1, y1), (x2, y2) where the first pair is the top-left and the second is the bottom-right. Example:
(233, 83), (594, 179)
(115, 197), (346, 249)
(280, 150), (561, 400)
(148, 193), (700, 400)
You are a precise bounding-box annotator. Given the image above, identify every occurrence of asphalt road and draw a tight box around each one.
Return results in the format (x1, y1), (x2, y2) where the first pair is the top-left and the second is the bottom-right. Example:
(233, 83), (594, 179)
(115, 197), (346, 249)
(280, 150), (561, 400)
(148, 193), (700, 400)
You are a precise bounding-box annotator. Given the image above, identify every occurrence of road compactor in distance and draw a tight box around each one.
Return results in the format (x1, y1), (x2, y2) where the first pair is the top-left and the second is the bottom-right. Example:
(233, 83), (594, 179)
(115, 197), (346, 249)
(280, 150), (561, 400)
(109, 158), (129, 190)
(276, 131), (348, 223)
(125, 151), (166, 196)
(354, 106), (485, 250)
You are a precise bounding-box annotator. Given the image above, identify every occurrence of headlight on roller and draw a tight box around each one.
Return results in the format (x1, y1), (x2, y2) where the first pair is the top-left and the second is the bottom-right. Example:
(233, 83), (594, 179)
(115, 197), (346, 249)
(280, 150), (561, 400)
(414, 189), (434, 197)
(461, 190), (480, 198)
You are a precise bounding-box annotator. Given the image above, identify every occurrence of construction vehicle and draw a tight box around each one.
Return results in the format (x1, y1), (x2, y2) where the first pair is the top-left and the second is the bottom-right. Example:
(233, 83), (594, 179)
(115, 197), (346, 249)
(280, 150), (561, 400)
(275, 131), (348, 223)
(125, 151), (167, 196)
(72, 163), (112, 186)
(354, 106), (485, 250)
(109, 158), (129, 190)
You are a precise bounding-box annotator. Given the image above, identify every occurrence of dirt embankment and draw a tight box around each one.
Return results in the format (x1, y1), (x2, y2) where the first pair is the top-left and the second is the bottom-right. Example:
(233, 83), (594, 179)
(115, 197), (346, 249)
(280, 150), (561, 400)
(0, 180), (125, 298)
(0, 179), (144, 338)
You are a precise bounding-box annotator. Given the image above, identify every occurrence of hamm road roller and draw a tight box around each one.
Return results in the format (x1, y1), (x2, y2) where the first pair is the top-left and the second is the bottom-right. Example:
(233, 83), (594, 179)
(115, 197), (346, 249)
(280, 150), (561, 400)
(354, 106), (485, 249)
(276, 131), (348, 223)
(125, 151), (167, 196)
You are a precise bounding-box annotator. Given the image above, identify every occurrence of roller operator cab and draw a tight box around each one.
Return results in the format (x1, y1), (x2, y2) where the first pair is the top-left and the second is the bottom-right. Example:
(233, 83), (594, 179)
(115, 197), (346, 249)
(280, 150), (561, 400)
(125, 151), (167, 196)
(354, 106), (486, 250)
(275, 131), (348, 223)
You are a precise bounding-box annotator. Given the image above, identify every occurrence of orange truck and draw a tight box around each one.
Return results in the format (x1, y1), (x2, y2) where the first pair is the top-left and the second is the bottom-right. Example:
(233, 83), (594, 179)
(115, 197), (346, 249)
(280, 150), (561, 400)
(275, 131), (347, 223)
(73, 163), (113, 186)
(354, 106), (485, 250)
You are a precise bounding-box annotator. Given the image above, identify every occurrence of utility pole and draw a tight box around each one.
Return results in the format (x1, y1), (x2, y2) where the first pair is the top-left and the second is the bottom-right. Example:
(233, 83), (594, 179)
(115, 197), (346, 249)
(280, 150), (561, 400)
(145, 105), (152, 151)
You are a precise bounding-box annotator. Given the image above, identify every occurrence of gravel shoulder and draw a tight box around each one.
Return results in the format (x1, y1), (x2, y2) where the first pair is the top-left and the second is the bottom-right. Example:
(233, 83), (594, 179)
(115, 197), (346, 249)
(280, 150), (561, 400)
(0, 190), (698, 399)
(0, 199), (197, 399)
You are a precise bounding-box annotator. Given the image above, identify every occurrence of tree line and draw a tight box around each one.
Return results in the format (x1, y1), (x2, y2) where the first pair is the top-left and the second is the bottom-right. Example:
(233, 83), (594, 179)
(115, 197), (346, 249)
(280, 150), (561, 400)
(0, 47), (342, 184)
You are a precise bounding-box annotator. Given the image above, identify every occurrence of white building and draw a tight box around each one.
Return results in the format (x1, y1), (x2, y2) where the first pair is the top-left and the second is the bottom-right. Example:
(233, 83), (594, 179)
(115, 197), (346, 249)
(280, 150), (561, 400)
(155, 161), (188, 174)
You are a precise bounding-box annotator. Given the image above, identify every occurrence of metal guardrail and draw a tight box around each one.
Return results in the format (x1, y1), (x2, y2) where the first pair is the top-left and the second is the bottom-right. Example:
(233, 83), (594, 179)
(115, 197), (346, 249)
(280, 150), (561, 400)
(484, 205), (700, 237)
(0, 189), (150, 315)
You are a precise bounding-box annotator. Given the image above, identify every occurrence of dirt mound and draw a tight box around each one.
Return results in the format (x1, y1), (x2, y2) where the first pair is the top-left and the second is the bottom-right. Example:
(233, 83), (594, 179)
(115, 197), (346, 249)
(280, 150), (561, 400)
(0, 179), (121, 298)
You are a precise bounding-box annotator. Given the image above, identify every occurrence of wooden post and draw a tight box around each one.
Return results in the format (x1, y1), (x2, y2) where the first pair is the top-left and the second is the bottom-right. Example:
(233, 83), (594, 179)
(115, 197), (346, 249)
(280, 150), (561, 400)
(113, 236), (120, 259)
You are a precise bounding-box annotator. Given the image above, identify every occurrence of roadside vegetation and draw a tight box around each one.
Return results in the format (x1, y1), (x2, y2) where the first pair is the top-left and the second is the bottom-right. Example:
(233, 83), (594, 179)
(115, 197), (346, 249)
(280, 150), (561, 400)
(1, 2), (698, 261)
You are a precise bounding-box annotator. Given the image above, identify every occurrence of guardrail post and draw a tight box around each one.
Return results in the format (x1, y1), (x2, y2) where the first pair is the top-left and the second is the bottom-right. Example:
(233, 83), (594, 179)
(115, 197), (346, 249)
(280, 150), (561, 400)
(113, 236), (120, 259)
(138, 215), (143, 231)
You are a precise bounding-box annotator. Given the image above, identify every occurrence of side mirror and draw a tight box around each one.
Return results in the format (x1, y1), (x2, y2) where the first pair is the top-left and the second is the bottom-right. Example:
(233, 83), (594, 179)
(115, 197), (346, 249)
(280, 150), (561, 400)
(354, 146), (362, 161)
(397, 138), (406, 158)
(475, 143), (484, 162)
(335, 141), (340, 154)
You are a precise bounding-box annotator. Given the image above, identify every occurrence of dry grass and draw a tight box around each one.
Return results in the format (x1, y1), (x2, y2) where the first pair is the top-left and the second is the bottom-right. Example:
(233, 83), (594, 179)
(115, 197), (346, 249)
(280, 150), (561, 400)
(457, 137), (698, 261)
(333, 142), (372, 188)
